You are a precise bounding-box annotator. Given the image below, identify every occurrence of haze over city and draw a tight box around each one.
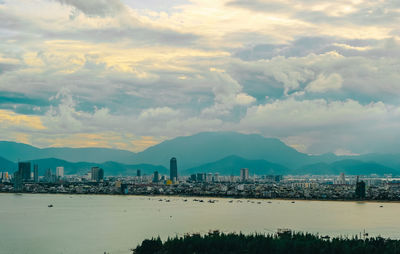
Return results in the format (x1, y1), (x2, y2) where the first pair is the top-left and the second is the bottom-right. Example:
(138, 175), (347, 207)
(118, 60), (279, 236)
(1, 0), (400, 155)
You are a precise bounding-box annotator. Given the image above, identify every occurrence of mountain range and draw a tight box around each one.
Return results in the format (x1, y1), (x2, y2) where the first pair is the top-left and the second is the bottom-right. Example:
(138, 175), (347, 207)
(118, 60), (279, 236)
(1, 132), (399, 176)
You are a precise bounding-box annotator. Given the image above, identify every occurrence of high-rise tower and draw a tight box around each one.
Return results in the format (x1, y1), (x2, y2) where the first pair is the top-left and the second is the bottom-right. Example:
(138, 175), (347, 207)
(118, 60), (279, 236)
(240, 168), (249, 182)
(18, 162), (31, 181)
(91, 167), (104, 182)
(56, 167), (64, 179)
(33, 164), (39, 182)
(170, 157), (178, 182)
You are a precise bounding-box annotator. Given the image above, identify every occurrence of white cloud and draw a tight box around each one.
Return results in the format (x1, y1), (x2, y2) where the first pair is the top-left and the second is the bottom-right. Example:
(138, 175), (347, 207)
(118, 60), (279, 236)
(306, 73), (343, 93)
(0, 0), (400, 155)
(139, 107), (179, 119)
(236, 98), (400, 153)
(201, 71), (255, 117)
(235, 93), (256, 105)
(54, 0), (126, 17)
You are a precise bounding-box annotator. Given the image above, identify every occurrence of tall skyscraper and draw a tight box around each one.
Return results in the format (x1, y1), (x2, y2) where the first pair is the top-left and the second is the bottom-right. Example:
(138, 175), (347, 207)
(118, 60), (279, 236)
(213, 173), (219, 182)
(153, 171), (159, 183)
(13, 171), (22, 191)
(196, 173), (205, 182)
(355, 176), (366, 199)
(98, 168), (104, 181)
(240, 168), (249, 182)
(33, 164), (39, 182)
(56, 167), (64, 179)
(91, 167), (104, 182)
(338, 172), (346, 185)
(137, 169), (141, 177)
(170, 157), (178, 182)
(45, 168), (53, 182)
(18, 162), (31, 181)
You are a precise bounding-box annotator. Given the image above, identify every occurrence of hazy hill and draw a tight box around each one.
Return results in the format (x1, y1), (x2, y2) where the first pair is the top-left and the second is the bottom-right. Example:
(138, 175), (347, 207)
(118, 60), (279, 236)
(2, 157), (167, 176)
(1, 132), (400, 175)
(185, 155), (289, 175)
(132, 132), (310, 169)
(0, 141), (136, 164)
(0, 157), (16, 171)
(0, 156), (398, 176)
(298, 159), (399, 175)
(185, 156), (399, 176)
(351, 153), (400, 170)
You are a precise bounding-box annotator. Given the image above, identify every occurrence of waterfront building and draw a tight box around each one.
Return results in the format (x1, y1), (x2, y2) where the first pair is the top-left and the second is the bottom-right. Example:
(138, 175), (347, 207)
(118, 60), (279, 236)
(45, 168), (56, 183)
(91, 167), (104, 182)
(196, 173), (205, 182)
(137, 169), (141, 177)
(338, 172), (346, 185)
(170, 157), (178, 182)
(33, 164), (39, 182)
(275, 175), (283, 182)
(18, 162), (31, 181)
(356, 177), (366, 199)
(98, 168), (104, 182)
(207, 173), (213, 182)
(153, 171), (159, 183)
(56, 167), (64, 179)
(213, 173), (219, 182)
(240, 168), (249, 182)
(13, 171), (22, 191)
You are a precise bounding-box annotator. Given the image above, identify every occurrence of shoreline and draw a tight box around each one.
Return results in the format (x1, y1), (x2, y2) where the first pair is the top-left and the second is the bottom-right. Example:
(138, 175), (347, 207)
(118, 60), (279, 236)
(1, 191), (400, 204)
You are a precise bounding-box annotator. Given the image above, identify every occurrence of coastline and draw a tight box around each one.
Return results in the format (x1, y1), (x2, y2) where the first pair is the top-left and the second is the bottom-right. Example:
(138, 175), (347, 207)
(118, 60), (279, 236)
(1, 191), (400, 204)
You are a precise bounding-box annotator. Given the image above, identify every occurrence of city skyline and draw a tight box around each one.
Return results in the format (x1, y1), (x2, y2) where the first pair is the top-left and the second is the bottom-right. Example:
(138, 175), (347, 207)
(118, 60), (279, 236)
(0, 0), (399, 156)
(1, 2), (399, 254)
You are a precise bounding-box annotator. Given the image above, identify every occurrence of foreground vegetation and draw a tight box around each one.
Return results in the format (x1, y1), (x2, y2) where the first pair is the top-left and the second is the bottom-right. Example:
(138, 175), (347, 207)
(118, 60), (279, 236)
(132, 231), (400, 254)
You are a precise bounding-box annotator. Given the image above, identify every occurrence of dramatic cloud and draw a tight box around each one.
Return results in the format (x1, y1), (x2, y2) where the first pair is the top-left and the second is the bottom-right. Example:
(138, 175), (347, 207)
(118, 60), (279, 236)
(0, 0), (399, 154)
(305, 73), (343, 93)
(55, 0), (127, 17)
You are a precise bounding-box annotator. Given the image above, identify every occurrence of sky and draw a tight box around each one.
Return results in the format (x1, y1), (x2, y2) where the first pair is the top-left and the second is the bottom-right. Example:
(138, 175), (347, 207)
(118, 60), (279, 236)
(0, 0), (399, 155)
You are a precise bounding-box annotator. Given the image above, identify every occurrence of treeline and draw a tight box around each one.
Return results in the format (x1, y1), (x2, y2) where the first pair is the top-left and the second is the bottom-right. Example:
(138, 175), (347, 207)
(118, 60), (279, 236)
(132, 231), (400, 254)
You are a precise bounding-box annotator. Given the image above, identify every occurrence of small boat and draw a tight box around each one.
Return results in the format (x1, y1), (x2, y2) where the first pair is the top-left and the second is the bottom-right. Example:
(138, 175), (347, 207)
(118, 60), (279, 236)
(229, 200), (233, 203)
(380, 205), (383, 208)
(48, 204), (53, 208)
(291, 201), (295, 203)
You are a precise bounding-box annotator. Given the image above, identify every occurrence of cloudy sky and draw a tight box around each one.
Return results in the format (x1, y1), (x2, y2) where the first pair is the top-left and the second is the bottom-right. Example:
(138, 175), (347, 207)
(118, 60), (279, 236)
(0, 0), (399, 155)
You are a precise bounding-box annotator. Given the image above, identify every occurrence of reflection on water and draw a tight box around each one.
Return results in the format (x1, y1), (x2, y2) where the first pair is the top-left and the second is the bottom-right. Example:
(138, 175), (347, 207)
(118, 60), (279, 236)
(0, 193), (398, 254)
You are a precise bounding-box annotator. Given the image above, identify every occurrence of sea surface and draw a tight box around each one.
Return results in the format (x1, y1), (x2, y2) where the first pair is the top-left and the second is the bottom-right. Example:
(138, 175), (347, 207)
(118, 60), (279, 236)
(0, 193), (399, 254)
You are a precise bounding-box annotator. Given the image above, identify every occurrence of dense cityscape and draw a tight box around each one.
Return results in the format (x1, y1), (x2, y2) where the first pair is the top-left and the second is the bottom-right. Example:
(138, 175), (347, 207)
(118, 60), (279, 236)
(2, 157), (400, 201)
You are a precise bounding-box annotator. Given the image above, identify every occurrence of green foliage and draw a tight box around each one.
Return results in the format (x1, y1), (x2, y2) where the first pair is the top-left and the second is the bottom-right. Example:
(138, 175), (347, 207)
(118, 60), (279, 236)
(132, 232), (400, 254)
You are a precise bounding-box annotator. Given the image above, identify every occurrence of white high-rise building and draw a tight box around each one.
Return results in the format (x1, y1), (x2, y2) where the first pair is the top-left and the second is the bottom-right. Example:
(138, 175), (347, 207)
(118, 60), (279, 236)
(56, 167), (64, 179)
(240, 168), (249, 182)
(338, 172), (346, 185)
